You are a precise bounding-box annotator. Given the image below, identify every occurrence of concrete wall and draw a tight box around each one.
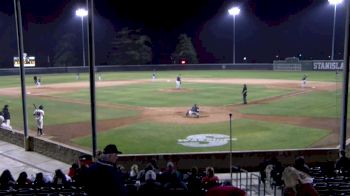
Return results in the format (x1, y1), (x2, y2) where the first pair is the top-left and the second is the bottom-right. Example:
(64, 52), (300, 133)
(1, 127), (345, 173)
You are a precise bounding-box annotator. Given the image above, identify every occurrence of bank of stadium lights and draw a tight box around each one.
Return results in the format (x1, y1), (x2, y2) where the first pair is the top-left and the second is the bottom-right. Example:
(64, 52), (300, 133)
(75, 8), (88, 17)
(228, 7), (240, 64)
(75, 8), (88, 67)
(328, 0), (343, 60)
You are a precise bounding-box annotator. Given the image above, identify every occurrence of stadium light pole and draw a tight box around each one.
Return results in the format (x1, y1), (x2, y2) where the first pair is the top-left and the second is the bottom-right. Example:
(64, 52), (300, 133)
(228, 7), (240, 64)
(229, 113), (233, 183)
(329, 0), (343, 60)
(75, 8), (88, 67)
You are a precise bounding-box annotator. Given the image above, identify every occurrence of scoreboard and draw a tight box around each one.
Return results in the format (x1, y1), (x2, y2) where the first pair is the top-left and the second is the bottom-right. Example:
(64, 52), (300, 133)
(13, 53), (35, 67)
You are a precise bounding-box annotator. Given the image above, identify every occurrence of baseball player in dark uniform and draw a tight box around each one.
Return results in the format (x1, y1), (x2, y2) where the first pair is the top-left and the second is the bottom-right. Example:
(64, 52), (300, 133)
(33, 76), (38, 85)
(301, 74), (308, 88)
(186, 104), (200, 118)
(242, 84), (248, 104)
(2, 105), (11, 127)
(152, 72), (156, 81)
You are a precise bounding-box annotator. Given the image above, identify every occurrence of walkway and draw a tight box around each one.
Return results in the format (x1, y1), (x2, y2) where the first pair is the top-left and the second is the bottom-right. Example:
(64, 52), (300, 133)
(0, 140), (70, 179)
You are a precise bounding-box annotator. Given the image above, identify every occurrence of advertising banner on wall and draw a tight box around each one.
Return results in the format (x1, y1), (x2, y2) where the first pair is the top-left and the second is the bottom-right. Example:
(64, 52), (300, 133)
(313, 61), (343, 70)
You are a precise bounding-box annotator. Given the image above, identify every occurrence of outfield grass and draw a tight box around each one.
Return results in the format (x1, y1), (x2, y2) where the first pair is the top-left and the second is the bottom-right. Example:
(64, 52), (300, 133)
(240, 91), (342, 118)
(59, 82), (292, 107)
(73, 119), (330, 154)
(0, 96), (138, 130)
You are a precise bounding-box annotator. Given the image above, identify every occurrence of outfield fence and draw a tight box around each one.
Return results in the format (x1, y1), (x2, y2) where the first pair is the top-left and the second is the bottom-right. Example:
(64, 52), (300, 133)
(0, 60), (343, 76)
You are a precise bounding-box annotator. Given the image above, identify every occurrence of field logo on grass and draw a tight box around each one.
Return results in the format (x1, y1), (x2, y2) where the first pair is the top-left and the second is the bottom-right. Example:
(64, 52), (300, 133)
(178, 134), (237, 147)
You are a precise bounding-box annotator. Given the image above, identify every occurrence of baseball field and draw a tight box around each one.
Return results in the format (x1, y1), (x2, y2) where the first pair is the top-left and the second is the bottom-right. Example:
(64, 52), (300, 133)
(0, 70), (347, 154)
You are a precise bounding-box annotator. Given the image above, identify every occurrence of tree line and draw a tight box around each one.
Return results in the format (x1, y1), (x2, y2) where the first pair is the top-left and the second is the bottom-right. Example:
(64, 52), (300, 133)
(53, 28), (198, 66)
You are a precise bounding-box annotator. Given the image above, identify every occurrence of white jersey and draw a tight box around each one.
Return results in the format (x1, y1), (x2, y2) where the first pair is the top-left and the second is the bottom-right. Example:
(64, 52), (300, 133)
(34, 109), (45, 120)
(0, 115), (4, 124)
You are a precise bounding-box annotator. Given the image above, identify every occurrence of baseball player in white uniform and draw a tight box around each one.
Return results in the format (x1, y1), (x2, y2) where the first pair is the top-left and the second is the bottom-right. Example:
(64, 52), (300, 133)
(34, 105), (45, 136)
(0, 112), (12, 131)
(176, 74), (181, 89)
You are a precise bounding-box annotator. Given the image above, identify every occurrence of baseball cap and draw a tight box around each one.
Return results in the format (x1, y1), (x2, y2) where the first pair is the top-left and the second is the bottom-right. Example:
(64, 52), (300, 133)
(103, 144), (122, 154)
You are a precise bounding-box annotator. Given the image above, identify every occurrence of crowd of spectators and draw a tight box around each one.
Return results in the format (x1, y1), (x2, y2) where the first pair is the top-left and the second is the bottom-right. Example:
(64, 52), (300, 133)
(1, 143), (349, 196)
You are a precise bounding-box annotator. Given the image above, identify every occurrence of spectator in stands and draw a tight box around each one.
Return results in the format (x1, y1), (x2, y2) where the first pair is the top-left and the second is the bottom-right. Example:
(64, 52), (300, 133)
(0, 169), (15, 189)
(68, 163), (79, 178)
(82, 144), (126, 196)
(137, 162), (155, 182)
(33, 172), (49, 188)
(15, 171), (32, 188)
(206, 180), (246, 196)
(258, 157), (270, 183)
(149, 159), (160, 175)
(78, 154), (93, 169)
(185, 167), (203, 194)
(116, 164), (129, 182)
(138, 170), (163, 194)
(269, 156), (284, 187)
(52, 169), (71, 187)
(128, 164), (139, 182)
(281, 166), (318, 196)
(335, 150), (350, 173)
(202, 166), (220, 190)
(294, 156), (310, 175)
(161, 161), (187, 191)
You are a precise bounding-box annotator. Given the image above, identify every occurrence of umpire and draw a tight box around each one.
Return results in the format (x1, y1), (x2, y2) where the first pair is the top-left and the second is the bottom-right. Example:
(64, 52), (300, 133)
(242, 84), (248, 104)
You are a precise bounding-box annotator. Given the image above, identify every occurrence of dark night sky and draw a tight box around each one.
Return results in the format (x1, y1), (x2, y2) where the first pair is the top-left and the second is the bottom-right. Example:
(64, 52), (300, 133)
(0, 0), (347, 67)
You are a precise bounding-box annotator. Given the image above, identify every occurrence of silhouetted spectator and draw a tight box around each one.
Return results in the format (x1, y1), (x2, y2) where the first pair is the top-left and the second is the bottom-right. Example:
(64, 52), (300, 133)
(138, 162), (156, 182)
(78, 154), (93, 168)
(33, 172), (49, 188)
(0, 169), (15, 189)
(335, 150), (350, 173)
(52, 169), (71, 187)
(82, 144), (126, 195)
(68, 163), (80, 184)
(294, 156), (310, 175)
(270, 157), (284, 187)
(161, 161), (187, 191)
(138, 170), (163, 194)
(15, 171), (32, 188)
(258, 157), (270, 183)
(149, 159), (160, 175)
(186, 167), (203, 194)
